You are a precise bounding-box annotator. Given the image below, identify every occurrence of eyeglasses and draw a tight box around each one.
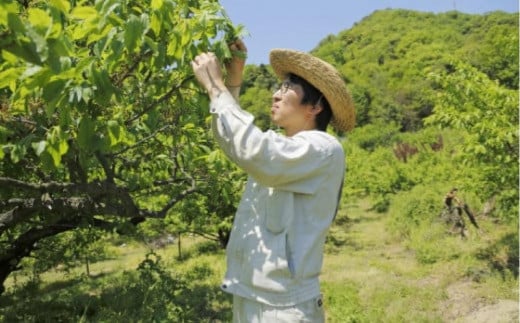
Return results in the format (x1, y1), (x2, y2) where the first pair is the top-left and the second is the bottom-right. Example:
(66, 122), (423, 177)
(274, 80), (293, 94)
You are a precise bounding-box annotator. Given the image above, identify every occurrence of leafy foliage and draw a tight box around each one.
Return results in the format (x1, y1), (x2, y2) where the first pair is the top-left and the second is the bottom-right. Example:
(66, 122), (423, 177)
(425, 62), (519, 220)
(0, 0), (243, 293)
(311, 10), (518, 130)
(1, 251), (231, 322)
(387, 183), (448, 238)
(347, 121), (400, 151)
(477, 232), (519, 278)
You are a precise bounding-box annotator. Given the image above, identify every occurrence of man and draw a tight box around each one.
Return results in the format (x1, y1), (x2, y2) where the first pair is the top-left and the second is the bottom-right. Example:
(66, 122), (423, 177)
(443, 188), (479, 238)
(444, 188), (468, 237)
(444, 188), (461, 210)
(191, 40), (355, 322)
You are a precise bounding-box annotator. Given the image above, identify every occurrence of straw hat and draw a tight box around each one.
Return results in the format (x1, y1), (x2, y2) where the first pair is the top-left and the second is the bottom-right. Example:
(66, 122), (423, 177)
(269, 49), (355, 132)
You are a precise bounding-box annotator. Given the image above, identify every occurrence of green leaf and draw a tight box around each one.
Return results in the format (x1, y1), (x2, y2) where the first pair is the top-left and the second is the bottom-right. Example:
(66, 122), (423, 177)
(7, 12), (26, 33)
(1, 50), (18, 64)
(32, 140), (47, 156)
(24, 26), (48, 62)
(49, 0), (71, 14)
(150, 13), (161, 36)
(10, 144), (26, 163)
(0, 2), (19, 26)
(90, 65), (115, 104)
(43, 79), (66, 115)
(47, 37), (74, 73)
(78, 117), (95, 151)
(71, 20), (95, 41)
(0, 126), (9, 143)
(87, 24), (114, 45)
(124, 15), (147, 52)
(46, 145), (62, 167)
(48, 35), (74, 57)
(43, 127), (69, 167)
(58, 137), (68, 155)
(151, 0), (163, 10)
(71, 6), (98, 20)
(0, 67), (23, 91)
(107, 120), (122, 146)
(27, 8), (52, 33)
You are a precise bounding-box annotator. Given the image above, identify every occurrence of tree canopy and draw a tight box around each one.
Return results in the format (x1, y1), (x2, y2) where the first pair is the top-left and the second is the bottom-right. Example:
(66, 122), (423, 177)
(0, 0), (242, 294)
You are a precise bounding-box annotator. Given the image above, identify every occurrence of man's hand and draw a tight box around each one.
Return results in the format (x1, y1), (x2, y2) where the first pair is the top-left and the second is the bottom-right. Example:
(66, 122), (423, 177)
(225, 39), (247, 87)
(191, 52), (227, 100)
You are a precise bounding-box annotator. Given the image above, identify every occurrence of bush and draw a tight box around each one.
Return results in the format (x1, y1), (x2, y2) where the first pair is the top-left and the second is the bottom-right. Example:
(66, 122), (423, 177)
(343, 145), (416, 205)
(387, 183), (447, 238)
(1, 251), (231, 322)
(348, 122), (400, 151)
(477, 232), (519, 278)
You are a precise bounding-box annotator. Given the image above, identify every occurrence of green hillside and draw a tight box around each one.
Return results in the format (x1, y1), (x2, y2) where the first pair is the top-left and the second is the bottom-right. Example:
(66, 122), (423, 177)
(313, 9), (518, 130)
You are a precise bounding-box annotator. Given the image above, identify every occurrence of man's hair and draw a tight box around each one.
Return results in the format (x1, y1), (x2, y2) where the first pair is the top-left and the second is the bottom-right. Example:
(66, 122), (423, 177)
(287, 73), (333, 131)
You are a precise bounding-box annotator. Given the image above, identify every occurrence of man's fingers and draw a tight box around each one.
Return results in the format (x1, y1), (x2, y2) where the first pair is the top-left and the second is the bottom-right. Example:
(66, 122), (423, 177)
(193, 52), (217, 62)
(235, 39), (247, 52)
(229, 39), (247, 52)
(229, 39), (247, 53)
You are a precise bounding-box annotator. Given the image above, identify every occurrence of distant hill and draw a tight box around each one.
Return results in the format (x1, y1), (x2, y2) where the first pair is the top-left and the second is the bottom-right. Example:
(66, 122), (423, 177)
(309, 9), (518, 130)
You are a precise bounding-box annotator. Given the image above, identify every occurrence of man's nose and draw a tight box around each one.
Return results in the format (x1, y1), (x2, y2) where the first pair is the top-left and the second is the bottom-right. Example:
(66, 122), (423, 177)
(272, 89), (282, 100)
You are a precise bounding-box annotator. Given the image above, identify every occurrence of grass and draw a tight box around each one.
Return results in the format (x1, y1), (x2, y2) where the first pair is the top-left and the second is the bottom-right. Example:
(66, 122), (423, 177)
(322, 198), (518, 322)
(1, 198), (518, 322)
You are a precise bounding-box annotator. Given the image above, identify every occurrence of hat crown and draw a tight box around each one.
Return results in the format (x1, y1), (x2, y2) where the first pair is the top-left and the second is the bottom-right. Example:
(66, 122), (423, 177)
(270, 49), (355, 132)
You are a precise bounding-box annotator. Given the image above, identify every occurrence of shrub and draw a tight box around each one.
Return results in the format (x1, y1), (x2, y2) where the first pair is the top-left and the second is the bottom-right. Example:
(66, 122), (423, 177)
(387, 183), (447, 238)
(477, 232), (519, 278)
(348, 122), (400, 151)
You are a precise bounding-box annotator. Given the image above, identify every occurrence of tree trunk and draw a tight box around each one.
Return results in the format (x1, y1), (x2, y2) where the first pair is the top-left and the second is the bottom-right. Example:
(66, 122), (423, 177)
(0, 222), (77, 295)
(177, 232), (182, 260)
(85, 254), (90, 277)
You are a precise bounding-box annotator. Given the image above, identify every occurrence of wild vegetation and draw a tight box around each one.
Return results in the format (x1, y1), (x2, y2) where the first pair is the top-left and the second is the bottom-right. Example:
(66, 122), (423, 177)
(0, 0), (518, 321)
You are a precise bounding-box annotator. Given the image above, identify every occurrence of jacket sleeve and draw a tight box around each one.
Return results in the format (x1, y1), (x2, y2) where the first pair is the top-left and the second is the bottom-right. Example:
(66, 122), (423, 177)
(210, 92), (343, 194)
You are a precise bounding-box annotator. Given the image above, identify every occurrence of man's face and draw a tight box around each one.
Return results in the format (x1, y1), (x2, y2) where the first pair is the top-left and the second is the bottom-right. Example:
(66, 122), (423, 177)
(271, 80), (313, 136)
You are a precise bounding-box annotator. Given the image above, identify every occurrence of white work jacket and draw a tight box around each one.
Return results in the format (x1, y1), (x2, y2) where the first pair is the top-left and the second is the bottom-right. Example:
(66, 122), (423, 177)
(210, 92), (345, 307)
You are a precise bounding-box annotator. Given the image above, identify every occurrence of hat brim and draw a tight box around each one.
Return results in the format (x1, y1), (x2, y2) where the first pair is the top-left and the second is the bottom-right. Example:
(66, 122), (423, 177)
(269, 49), (355, 132)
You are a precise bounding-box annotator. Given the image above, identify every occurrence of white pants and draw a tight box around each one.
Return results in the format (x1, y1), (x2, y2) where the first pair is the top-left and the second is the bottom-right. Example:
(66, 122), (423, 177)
(232, 294), (325, 323)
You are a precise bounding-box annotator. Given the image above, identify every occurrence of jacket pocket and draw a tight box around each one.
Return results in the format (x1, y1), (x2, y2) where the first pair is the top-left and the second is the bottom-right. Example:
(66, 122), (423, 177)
(265, 188), (294, 234)
(250, 231), (293, 292)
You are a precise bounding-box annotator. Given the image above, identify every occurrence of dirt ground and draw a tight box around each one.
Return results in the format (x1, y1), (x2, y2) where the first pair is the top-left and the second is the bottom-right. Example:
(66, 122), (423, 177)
(441, 280), (519, 323)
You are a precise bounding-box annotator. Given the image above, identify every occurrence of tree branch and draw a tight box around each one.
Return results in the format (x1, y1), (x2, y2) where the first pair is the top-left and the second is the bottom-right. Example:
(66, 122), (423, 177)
(140, 171), (198, 219)
(182, 230), (219, 242)
(111, 125), (171, 157)
(125, 75), (194, 125)
(112, 50), (152, 87)
(95, 152), (115, 183)
(0, 177), (73, 192)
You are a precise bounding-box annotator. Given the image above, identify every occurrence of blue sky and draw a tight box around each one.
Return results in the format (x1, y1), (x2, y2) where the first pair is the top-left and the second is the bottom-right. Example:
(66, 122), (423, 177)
(219, 0), (519, 64)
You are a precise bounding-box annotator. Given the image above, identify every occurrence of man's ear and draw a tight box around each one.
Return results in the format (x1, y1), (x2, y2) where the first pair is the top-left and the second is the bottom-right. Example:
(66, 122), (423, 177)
(311, 104), (323, 115)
